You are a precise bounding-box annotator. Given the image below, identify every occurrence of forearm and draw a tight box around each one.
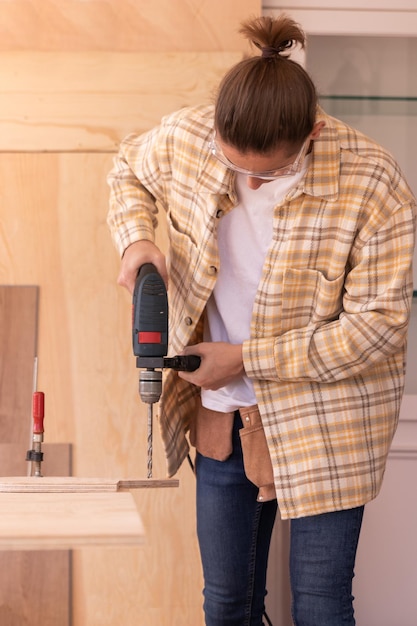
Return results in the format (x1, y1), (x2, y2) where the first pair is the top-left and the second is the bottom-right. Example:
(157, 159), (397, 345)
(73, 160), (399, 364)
(243, 303), (412, 384)
(107, 149), (168, 292)
(107, 130), (164, 257)
(107, 174), (158, 257)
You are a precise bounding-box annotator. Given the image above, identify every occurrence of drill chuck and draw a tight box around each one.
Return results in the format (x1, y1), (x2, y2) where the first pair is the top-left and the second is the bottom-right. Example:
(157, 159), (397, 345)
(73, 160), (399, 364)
(139, 369), (162, 404)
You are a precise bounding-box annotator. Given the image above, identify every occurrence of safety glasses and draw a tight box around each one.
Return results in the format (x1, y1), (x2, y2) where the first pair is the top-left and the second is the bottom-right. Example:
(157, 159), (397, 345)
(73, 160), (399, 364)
(209, 133), (310, 180)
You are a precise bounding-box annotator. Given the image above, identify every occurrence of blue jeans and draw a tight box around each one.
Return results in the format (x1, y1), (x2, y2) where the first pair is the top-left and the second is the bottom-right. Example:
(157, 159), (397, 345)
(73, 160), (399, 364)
(195, 414), (364, 626)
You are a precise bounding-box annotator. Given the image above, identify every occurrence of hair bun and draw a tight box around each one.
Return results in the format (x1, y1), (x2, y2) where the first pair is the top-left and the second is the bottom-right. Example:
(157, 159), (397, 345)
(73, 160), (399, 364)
(257, 40), (294, 59)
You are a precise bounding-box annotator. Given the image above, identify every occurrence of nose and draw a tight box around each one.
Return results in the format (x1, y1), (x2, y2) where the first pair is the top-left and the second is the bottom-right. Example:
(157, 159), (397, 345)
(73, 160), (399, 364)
(246, 176), (270, 190)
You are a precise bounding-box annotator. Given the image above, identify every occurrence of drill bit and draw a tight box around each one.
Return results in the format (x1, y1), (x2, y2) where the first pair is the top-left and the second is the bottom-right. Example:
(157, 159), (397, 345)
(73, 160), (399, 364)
(139, 369), (162, 479)
(147, 404), (153, 479)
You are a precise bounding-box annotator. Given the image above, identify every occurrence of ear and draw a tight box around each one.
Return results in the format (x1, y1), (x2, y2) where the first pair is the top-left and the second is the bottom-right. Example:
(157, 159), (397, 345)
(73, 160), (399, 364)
(310, 120), (326, 140)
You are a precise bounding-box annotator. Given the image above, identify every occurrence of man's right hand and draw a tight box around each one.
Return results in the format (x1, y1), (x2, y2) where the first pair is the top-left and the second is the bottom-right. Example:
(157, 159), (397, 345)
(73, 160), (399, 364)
(117, 240), (167, 294)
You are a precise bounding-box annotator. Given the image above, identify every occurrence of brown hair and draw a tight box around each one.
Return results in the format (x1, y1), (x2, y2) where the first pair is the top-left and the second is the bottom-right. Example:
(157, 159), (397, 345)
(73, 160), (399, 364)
(214, 15), (317, 153)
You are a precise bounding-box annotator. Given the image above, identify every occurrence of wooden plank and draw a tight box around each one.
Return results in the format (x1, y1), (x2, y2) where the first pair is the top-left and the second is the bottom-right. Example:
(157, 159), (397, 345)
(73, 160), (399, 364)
(0, 442), (72, 477)
(118, 478), (179, 491)
(0, 492), (145, 550)
(0, 286), (38, 443)
(0, 51), (242, 151)
(0, 0), (258, 52)
(0, 551), (71, 626)
(0, 476), (179, 492)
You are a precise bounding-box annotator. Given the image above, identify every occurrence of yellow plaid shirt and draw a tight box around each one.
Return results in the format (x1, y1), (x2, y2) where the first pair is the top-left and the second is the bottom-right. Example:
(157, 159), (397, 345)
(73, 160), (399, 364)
(108, 104), (416, 519)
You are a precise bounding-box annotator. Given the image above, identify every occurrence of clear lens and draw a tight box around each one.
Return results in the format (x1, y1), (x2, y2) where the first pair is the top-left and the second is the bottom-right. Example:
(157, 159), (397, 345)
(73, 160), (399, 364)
(209, 136), (309, 179)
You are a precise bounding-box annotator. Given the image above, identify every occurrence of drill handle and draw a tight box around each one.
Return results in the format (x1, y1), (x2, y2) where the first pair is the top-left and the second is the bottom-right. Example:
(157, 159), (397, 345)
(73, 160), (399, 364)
(132, 263), (168, 358)
(164, 355), (201, 372)
(136, 354), (201, 371)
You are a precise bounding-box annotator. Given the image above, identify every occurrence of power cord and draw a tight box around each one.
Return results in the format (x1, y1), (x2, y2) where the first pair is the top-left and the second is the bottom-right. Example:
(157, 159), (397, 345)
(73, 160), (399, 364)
(263, 609), (274, 625)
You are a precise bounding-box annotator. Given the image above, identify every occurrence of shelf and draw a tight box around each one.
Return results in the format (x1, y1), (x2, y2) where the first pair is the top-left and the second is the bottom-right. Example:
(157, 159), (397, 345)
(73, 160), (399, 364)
(319, 96), (417, 116)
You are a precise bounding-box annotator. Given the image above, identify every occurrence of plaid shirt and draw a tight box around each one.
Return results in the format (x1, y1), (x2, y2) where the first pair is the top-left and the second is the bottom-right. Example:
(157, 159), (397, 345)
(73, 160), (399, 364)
(107, 104), (416, 519)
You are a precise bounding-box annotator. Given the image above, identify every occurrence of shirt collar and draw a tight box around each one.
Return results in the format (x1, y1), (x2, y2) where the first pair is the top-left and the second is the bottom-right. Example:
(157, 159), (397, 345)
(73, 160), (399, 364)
(302, 109), (340, 201)
(195, 149), (238, 202)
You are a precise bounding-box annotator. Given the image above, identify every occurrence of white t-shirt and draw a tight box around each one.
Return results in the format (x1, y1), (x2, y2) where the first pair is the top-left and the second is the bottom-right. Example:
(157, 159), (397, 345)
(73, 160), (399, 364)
(202, 159), (310, 412)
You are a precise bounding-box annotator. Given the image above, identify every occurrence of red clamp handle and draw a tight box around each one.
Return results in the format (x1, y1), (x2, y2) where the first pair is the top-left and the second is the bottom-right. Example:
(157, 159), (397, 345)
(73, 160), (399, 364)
(32, 391), (45, 434)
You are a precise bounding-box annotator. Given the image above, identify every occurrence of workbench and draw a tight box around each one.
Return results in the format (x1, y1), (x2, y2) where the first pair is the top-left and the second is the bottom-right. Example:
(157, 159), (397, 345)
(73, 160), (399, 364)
(0, 477), (178, 550)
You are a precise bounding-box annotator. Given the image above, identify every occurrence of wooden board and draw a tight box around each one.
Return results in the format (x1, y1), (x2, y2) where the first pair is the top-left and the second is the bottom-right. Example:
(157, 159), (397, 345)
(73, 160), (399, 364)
(0, 551), (71, 626)
(0, 443), (72, 477)
(0, 286), (38, 443)
(0, 492), (145, 550)
(0, 51), (242, 151)
(0, 476), (179, 492)
(0, 0), (256, 52)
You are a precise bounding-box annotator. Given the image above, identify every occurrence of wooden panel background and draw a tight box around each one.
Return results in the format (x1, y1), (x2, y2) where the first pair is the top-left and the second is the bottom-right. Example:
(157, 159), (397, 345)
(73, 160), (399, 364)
(0, 286), (71, 626)
(0, 2), (261, 625)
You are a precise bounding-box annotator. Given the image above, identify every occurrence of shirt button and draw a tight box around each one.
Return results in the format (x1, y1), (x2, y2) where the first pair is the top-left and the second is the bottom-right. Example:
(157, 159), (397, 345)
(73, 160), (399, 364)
(184, 317), (193, 326)
(208, 266), (217, 275)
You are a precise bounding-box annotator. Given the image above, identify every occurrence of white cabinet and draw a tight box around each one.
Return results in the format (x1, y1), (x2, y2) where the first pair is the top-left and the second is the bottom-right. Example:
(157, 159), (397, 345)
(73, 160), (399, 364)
(265, 1), (416, 6)
(263, 1), (417, 36)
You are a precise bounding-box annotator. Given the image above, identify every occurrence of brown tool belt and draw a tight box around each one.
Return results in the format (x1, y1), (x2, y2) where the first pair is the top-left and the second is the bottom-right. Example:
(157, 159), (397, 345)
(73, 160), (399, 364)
(190, 400), (276, 502)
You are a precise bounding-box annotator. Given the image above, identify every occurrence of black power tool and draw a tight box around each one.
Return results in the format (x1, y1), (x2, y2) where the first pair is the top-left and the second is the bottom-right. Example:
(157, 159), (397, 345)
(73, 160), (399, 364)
(132, 263), (200, 477)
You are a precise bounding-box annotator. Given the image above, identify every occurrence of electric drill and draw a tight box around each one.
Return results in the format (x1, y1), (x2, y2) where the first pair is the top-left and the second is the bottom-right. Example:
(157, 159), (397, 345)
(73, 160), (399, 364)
(132, 263), (200, 478)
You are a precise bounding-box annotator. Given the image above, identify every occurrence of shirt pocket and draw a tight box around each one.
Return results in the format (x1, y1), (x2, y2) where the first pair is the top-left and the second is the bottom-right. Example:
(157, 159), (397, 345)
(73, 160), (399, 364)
(280, 268), (345, 333)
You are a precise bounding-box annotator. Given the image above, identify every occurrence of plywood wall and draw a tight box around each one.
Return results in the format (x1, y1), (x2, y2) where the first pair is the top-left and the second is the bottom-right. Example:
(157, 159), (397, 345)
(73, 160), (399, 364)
(0, 1), (260, 624)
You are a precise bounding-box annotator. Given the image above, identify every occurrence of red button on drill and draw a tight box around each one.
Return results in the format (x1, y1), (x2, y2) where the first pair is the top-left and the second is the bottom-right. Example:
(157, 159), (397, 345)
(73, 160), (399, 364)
(138, 331), (162, 344)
